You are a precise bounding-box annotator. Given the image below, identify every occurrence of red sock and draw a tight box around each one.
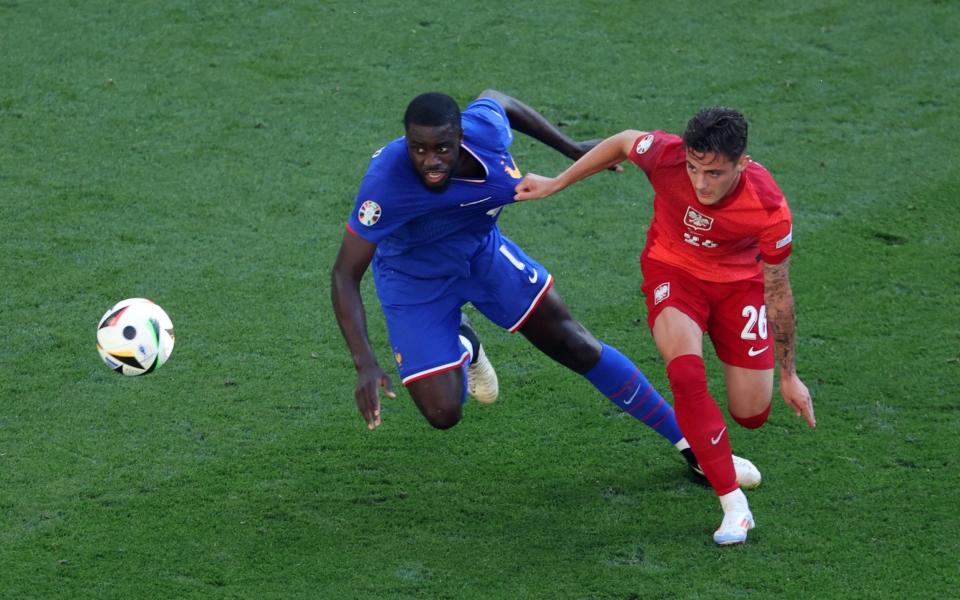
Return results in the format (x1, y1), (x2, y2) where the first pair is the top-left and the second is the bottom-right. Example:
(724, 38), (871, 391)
(667, 354), (738, 496)
(732, 403), (771, 429)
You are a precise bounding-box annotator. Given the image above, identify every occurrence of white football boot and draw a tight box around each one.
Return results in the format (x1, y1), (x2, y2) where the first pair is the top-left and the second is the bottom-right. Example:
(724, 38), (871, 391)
(714, 488), (755, 545)
(683, 451), (762, 489)
(713, 510), (756, 546)
(467, 345), (499, 404)
(459, 313), (499, 404)
(732, 455), (762, 490)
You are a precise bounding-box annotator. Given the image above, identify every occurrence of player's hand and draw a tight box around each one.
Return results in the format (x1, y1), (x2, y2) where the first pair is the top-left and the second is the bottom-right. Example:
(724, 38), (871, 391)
(514, 173), (561, 201)
(355, 365), (396, 430)
(780, 373), (815, 428)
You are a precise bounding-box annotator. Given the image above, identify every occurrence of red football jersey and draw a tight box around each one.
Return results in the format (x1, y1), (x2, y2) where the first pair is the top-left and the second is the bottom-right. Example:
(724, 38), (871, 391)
(629, 131), (793, 283)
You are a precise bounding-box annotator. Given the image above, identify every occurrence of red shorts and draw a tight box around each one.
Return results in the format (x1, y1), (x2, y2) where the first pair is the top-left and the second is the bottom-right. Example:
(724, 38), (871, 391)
(640, 256), (774, 369)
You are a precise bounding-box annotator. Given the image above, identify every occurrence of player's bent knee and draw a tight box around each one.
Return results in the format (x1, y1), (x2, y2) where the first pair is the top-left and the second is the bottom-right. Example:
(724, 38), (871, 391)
(423, 405), (463, 430)
(568, 337), (601, 372)
(551, 322), (601, 373)
(730, 403), (771, 429)
(408, 372), (465, 429)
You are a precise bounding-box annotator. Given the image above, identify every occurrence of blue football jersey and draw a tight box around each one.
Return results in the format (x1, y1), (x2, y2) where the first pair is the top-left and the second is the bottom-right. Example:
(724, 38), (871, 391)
(347, 98), (523, 282)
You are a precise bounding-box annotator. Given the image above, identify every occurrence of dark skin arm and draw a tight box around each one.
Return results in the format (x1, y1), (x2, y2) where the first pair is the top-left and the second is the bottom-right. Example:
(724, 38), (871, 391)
(478, 89), (622, 170)
(330, 230), (396, 429)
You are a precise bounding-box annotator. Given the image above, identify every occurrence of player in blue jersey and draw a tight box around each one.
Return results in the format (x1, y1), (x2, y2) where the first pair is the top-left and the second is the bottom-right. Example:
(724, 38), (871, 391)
(330, 90), (759, 484)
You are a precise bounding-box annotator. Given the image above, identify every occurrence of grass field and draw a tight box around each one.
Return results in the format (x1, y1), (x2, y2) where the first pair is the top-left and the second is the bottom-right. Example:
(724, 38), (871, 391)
(2, 1), (959, 598)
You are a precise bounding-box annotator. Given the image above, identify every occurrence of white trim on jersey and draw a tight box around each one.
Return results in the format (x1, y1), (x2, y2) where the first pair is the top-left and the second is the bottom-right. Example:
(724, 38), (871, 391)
(451, 142), (488, 183)
(775, 227), (793, 249)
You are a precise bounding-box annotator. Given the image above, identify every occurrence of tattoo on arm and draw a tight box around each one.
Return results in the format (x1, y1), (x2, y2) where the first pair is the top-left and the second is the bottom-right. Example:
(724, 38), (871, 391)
(764, 259), (797, 376)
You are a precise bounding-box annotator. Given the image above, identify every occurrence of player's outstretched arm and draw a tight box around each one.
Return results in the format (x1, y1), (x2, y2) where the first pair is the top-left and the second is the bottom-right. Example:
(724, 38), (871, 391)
(763, 259), (816, 428)
(331, 231), (396, 429)
(476, 89), (621, 172)
(514, 130), (642, 201)
(478, 89), (590, 161)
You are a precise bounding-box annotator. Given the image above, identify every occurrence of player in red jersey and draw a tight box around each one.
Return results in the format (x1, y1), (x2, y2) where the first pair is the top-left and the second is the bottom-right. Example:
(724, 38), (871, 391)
(515, 106), (816, 545)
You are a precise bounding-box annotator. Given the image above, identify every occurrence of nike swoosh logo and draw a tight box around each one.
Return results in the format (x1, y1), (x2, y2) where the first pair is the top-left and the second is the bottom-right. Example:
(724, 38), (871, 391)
(459, 196), (493, 207)
(528, 270), (538, 284)
(622, 382), (642, 405)
(710, 427), (727, 445)
(747, 346), (769, 357)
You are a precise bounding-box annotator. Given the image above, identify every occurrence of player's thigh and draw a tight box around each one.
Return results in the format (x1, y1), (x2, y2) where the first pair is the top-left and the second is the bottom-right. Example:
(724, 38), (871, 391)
(722, 363), (773, 418)
(519, 287), (601, 374)
(467, 233), (552, 332)
(651, 307), (704, 363)
(468, 234), (602, 372)
(641, 257), (709, 362)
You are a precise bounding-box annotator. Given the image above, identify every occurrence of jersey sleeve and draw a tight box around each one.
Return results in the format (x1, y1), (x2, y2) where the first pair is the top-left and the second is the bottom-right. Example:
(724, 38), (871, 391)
(627, 130), (676, 175)
(757, 204), (793, 264)
(346, 146), (408, 244)
(749, 165), (794, 265)
(461, 98), (513, 153)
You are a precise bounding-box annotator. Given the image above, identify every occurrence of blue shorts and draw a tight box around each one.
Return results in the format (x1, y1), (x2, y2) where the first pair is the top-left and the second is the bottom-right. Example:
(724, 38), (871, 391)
(375, 228), (553, 384)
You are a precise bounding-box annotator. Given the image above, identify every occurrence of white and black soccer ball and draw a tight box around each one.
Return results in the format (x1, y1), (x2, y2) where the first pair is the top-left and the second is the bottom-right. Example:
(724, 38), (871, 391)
(96, 298), (175, 376)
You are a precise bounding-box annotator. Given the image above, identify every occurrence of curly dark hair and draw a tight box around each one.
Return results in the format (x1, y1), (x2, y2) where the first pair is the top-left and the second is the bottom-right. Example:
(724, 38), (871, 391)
(682, 107), (748, 162)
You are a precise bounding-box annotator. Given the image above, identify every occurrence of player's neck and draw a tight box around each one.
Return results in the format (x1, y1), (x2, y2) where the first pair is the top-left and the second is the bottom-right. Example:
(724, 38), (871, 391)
(454, 145), (485, 179)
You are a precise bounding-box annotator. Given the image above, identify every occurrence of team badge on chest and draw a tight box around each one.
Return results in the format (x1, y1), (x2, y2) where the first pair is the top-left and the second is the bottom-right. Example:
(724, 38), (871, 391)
(358, 200), (382, 226)
(683, 206), (714, 231)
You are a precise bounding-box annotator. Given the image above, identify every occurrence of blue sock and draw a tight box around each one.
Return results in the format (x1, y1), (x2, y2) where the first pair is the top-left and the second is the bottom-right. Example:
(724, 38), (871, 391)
(584, 343), (684, 445)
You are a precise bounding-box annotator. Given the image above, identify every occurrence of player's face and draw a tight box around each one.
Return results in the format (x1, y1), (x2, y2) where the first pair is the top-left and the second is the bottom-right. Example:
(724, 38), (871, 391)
(685, 150), (748, 206)
(405, 122), (463, 190)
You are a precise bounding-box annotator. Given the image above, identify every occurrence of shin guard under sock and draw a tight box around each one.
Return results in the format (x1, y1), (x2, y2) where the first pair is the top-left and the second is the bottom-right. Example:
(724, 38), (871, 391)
(667, 354), (738, 495)
(585, 343), (684, 445)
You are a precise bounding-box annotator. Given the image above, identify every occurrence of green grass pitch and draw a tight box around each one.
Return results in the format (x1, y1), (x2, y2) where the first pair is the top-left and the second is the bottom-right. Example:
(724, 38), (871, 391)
(2, 1), (958, 598)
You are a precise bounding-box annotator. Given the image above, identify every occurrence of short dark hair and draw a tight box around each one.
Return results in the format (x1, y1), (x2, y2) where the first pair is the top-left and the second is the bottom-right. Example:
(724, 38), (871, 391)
(682, 107), (748, 162)
(403, 92), (461, 131)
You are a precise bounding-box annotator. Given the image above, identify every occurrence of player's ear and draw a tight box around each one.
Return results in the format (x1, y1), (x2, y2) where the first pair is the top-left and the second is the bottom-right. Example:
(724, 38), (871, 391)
(736, 154), (750, 172)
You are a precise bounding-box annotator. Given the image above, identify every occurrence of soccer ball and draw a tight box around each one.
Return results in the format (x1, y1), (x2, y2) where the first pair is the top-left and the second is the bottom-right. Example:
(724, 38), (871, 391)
(96, 298), (175, 376)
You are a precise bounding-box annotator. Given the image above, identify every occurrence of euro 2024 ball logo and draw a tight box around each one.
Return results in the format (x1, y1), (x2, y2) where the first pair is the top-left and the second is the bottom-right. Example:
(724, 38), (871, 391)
(358, 200), (381, 226)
